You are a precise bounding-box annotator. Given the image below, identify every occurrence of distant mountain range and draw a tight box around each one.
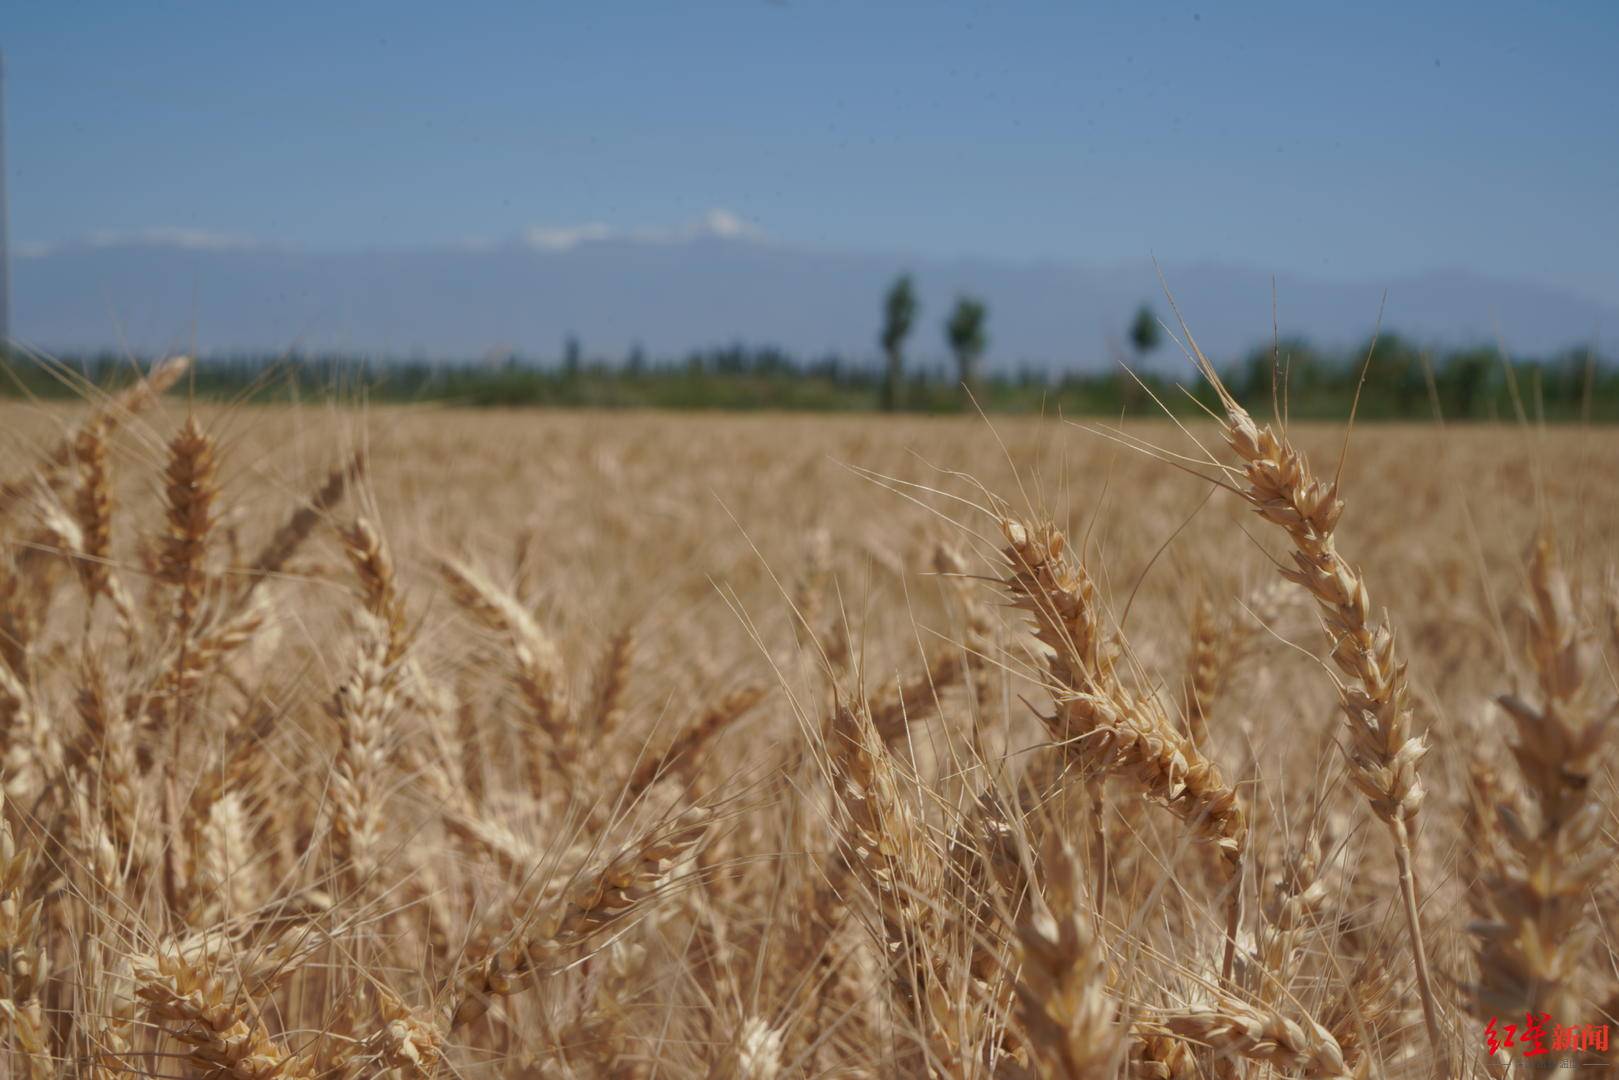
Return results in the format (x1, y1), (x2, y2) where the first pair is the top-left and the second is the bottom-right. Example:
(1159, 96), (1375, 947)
(13, 227), (1616, 370)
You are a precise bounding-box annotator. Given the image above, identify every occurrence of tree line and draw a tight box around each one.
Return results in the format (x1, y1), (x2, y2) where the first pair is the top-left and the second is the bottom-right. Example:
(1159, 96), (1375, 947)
(1, 273), (1612, 420)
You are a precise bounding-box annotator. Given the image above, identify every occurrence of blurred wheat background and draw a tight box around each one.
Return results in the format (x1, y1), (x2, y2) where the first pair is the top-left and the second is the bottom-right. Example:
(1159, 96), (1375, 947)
(0, 360), (1615, 1078)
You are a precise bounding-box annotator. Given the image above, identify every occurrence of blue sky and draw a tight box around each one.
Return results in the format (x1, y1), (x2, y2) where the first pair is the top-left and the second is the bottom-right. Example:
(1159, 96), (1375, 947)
(7, 2), (1618, 301)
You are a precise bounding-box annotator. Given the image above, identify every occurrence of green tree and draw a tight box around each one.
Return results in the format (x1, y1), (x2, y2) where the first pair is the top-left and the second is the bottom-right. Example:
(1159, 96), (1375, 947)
(880, 274), (918, 411)
(945, 296), (988, 406)
(1356, 332), (1423, 416)
(563, 335), (582, 378)
(1114, 303), (1163, 413)
(1443, 347), (1491, 419)
(1129, 303), (1162, 361)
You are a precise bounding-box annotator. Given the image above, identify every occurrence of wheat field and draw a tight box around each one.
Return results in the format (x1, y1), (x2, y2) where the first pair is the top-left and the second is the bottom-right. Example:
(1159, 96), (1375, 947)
(0, 359), (1616, 1078)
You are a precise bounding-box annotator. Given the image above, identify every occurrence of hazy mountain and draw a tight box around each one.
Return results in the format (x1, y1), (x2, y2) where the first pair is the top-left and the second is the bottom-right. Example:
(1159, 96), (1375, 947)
(13, 230), (1615, 370)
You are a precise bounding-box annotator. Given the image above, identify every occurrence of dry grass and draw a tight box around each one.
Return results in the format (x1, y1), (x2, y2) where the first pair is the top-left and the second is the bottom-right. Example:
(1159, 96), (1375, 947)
(0, 377), (1616, 1078)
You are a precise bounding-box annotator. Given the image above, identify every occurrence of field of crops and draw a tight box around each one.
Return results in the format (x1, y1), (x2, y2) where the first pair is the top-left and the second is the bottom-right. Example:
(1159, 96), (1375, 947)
(0, 361), (1616, 1077)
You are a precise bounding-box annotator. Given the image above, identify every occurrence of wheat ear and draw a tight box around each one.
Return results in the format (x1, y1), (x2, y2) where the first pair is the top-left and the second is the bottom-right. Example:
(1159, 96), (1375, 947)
(71, 417), (133, 628)
(133, 946), (312, 1079)
(998, 516), (1247, 978)
(0, 354), (190, 524)
(0, 789), (50, 1079)
(1471, 531), (1616, 1023)
(869, 648), (967, 745)
(1183, 591), (1219, 751)
(1189, 350), (1442, 1051)
(158, 416), (218, 638)
(1011, 838), (1124, 1079)
(1154, 996), (1352, 1079)
(587, 622), (635, 736)
(339, 516), (411, 665)
(328, 615), (396, 896)
(438, 555), (574, 789)
(338, 989), (443, 1078)
(244, 450), (364, 590)
(626, 685), (766, 801)
(450, 805), (711, 1028)
(826, 702), (944, 1031)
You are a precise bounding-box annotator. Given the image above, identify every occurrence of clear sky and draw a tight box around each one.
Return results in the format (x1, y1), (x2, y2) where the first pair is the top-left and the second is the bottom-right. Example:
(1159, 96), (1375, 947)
(6, 1), (1618, 301)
